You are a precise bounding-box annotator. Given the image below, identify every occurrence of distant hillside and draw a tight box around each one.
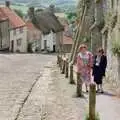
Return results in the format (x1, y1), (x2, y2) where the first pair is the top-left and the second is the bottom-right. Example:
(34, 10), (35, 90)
(0, 0), (77, 12)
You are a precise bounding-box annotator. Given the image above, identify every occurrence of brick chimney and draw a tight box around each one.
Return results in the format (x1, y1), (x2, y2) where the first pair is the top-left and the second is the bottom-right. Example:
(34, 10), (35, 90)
(28, 7), (35, 19)
(5, 1), (10, 8)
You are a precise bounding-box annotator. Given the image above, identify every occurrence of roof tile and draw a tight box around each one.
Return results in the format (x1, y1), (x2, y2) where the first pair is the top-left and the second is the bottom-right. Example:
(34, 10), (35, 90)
(0, 7), (25, 28)
(0, 8), (8, 21)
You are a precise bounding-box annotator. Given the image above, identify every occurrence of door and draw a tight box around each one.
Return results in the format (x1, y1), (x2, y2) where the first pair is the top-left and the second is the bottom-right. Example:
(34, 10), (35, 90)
(53, 45), (56, 52)
(44, 40), (47, 51)
(11, 40), (14, 52)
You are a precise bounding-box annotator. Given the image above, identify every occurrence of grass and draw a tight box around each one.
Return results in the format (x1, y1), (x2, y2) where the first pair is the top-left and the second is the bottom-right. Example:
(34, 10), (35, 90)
(85, 112), (100, 120)
(11, 5), (28, 14)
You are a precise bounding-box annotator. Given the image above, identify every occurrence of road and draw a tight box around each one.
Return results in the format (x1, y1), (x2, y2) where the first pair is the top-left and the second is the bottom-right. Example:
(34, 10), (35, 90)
(0, 54), (56, 120)
(0, 54), (120, 120)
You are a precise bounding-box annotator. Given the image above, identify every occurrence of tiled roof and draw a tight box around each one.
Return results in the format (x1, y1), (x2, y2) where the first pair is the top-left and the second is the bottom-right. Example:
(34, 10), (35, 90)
(62, 23), (73, 45)
(0, 8), (8, 21)
(26, 21), (39, 31)
(63, 35), (73, 45)
(0, 7), (25, 29)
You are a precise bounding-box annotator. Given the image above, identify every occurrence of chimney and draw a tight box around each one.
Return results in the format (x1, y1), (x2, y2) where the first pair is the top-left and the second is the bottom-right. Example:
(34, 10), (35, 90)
(5, 1), (10, 8)
(29, 7), (34, 15)
(28, 7), (35, 20)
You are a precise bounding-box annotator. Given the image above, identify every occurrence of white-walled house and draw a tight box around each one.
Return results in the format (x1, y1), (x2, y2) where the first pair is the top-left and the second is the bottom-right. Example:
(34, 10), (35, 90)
(26, 21), (41, 52)
(41, 31), (56, 52)
(1, 2), (27, 53)
(31, 8), (64, 52)
(0, 8), (10, 51)
(9, 26), (27, 52)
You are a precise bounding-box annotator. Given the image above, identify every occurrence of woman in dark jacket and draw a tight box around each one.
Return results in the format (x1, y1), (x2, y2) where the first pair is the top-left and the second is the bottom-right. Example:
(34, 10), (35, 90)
(92, 48), (107, 93)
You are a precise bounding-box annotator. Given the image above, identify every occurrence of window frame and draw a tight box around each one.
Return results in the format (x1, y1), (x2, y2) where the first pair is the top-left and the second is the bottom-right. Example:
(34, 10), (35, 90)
(17, 38), (22, 46)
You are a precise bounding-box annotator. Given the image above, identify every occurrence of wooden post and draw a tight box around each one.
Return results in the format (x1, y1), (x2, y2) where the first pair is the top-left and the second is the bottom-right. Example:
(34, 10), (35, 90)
(57, 55), (59, 65)
(89, 83), (96, 120)
(65, 59), (68, 78)
(57, 55), (60, 65)
(69, 64), (75, 84)
(59, 56), (62, 71)
(61, 59), (65, 74)
(76, 72), (82, 97)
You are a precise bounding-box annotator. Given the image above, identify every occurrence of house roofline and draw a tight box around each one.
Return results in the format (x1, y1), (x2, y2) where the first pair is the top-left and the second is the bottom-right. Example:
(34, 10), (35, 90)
(0, 18), (9, 23)
(10, 25), (26, 30)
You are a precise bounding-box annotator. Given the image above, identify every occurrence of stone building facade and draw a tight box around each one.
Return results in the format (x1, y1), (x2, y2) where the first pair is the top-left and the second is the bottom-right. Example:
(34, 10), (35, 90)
(102, 0), (120, 88)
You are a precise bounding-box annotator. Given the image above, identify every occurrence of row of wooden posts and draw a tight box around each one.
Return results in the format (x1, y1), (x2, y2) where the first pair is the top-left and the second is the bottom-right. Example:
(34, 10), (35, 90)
(57, 55), (97, 120)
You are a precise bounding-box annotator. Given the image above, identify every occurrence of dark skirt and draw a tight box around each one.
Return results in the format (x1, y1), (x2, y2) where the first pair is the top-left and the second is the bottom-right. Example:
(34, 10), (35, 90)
(93, 66), (103, 84)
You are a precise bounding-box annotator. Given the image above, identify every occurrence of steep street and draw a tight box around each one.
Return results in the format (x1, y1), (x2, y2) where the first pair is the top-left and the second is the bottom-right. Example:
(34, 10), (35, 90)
(0, 54), (120, 120)
(0, 54), (55, 120)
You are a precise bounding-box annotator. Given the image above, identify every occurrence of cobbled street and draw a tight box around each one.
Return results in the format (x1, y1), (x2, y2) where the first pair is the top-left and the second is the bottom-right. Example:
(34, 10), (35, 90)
(0, 54), (86, 120)
(0, 54), (56, 120)
(0, 54), (120, 120)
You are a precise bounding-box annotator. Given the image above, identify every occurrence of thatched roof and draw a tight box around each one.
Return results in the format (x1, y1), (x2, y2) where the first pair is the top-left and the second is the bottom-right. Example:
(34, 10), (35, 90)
(33, 10), (64, 35)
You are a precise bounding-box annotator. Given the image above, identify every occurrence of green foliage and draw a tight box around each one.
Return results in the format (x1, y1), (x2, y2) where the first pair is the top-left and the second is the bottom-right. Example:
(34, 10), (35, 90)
(112, 41), (120, 55)
(85, 112), (100, 120)
(95, 0), (101, 3)
(14, 9), (24, 18)
(36, 9), (43, 12)
(66, 12), (77, 23)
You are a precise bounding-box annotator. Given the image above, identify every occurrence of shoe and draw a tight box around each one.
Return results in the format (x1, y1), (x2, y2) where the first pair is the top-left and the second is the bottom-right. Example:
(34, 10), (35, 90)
(100, 90), (104, 94)
(96, 89), (100, 93)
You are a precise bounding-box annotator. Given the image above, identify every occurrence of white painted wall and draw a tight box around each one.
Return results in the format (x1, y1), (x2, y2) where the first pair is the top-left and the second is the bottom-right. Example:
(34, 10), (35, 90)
(27, 29), (41, 52)
(10, 26), (27, 52)
(41, 31), (56, 52)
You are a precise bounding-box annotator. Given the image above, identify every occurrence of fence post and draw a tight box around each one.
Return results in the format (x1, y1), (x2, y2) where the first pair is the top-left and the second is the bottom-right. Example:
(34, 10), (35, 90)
(76, 72), (82, 97)
(61, 59), (65, 74)
(57, 55), (59, 65)
(89, 83), (96, 120)
(65, 59), (68, 78)
(69, 64), (75, 84)
(59, 56), (62, 71)
(57, 55), (60, 67)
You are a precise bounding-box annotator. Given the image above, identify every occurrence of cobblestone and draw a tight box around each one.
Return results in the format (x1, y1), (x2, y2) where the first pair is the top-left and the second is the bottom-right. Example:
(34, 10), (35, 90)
(0, 54), (120, 120)
(17, 63), (86, 120)
(0, 54), (55, 120)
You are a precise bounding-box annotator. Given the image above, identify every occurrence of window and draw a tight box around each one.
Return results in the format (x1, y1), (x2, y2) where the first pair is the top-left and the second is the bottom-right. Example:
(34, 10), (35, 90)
(19, 27), (23, 33)
(13, 29), (16, 35)
(17, 38), (22, 46)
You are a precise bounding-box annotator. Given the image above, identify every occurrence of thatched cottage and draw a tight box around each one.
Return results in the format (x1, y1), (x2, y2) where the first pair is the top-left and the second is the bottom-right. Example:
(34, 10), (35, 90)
(31, 7), (64, 52)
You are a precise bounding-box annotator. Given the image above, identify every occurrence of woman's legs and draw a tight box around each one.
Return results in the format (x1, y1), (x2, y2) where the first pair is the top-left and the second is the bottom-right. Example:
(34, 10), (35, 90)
(100, 84), (104, 93)
(96, 84), (100, 92)
(85, 84), (88, 92)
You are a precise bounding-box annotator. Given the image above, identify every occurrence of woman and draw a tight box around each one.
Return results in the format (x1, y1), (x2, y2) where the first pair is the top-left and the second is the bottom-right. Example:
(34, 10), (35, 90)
(77, 44), (93, 92)
(92, 48), (107, 93)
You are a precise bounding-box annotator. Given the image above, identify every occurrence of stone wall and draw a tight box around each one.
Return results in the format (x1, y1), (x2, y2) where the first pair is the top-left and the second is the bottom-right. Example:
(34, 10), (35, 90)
(102, 0), (120, 89)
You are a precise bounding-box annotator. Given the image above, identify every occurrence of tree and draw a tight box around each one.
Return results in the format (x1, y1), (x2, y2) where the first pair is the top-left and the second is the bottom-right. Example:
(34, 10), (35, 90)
(66, 12), (77, 22)
(14, 9), (24, 18)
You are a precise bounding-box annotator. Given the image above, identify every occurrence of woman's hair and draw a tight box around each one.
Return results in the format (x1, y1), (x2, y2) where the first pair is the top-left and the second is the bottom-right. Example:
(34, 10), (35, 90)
(79, 44), (87, 51)
(98, 48), (104, 54)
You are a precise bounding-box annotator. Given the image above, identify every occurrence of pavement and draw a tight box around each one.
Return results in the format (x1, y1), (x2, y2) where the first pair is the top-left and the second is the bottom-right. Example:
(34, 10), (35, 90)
(0, 54), (120, 120)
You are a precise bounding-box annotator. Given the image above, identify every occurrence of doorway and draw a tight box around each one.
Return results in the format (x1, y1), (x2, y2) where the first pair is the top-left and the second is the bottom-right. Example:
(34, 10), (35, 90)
(44, 40), (47, 51)
(53, 45), (56, 52)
